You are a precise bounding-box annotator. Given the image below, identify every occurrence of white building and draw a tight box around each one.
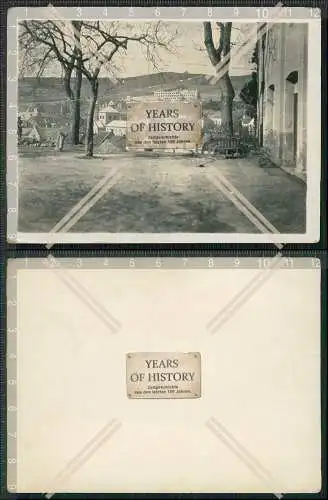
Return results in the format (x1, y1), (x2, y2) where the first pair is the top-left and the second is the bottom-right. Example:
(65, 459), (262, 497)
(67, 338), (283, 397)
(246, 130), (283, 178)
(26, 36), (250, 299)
(105, 120), (127, 136)
(153, 88), (199, 102)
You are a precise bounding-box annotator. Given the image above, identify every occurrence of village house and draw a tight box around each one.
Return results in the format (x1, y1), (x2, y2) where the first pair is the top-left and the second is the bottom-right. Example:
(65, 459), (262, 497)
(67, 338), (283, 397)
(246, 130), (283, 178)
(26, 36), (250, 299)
(98, 104), (120, 125)
(20, 124), (67, 146)
(19, 106), (39, 121)
(105, 120), (127, 136)
(257, 23), (308, 179)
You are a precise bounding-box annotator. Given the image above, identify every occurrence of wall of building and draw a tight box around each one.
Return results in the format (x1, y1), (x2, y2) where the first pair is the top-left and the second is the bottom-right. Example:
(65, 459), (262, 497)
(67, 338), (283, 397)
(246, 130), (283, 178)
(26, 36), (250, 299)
(258, 23), (308, 175)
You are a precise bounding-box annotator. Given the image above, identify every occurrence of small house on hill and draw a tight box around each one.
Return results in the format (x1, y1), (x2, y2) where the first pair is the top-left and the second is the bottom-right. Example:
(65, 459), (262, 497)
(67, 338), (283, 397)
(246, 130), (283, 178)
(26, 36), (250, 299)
(23, 125), (62, 145)
(153, 88), (200, 102)
(22, 125), (41, 142)
(37, 127), (58, 144)
(98, 105), (120, 124)
(19, 106), (39, 121)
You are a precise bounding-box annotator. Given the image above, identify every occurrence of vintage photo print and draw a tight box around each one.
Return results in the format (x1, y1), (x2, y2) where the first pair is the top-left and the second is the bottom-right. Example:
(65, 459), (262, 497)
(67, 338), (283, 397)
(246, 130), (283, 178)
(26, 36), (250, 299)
(7, 256), (321, 493)
(7, 6), (321, 244)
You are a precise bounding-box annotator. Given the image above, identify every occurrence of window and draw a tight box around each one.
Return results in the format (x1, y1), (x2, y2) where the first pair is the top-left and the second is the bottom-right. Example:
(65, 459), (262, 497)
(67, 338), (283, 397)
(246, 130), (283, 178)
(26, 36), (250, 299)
(286, 71), (298, 85)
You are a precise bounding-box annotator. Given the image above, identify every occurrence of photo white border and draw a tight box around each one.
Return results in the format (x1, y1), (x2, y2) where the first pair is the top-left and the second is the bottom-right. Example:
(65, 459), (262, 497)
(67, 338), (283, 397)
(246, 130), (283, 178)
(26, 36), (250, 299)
(7, 7), (322, 244)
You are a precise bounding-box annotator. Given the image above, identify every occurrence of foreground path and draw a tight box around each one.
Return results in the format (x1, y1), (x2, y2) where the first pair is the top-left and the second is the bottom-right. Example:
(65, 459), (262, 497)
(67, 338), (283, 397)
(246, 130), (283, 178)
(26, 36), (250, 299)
(18, 152), (306, 235)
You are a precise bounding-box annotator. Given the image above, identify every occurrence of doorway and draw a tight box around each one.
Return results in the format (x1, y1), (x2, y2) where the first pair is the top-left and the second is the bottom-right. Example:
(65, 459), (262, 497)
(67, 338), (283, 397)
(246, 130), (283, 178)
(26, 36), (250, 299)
(286, 71), (299, 164)
(293, 92), (298, 161)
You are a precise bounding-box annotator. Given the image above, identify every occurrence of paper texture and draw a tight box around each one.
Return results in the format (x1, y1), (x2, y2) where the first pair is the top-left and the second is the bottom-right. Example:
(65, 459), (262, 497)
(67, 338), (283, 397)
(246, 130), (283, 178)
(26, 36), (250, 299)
(14, 266), (321, 493)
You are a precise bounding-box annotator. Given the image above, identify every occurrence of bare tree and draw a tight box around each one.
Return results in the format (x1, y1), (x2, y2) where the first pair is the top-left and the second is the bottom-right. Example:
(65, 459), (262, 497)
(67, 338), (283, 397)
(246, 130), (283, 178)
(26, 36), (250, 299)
(19, 20), (83, 145)
(17, 115), (23, 142)
(203, 22), (235, 136)
(19, 20), (177, 157)
(76, 21), (177, 157)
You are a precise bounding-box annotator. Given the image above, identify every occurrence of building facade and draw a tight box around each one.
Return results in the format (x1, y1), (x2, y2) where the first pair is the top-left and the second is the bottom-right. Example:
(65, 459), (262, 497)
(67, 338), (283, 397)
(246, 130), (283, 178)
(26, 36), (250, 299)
(153, 88), (199, 102)
(257, 23), (308, 177)
(98, 104), (120, 124)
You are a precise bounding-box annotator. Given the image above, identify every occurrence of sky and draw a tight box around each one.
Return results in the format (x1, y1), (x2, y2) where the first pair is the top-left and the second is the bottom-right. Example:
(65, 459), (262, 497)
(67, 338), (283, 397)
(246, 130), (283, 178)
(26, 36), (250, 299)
(20, 21), (255, 78)
(116, 22), (255, 77)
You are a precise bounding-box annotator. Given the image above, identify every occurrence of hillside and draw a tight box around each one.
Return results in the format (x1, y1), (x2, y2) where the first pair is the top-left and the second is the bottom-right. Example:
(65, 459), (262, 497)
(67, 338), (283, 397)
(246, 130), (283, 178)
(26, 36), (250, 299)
(18, 72), (252, 114)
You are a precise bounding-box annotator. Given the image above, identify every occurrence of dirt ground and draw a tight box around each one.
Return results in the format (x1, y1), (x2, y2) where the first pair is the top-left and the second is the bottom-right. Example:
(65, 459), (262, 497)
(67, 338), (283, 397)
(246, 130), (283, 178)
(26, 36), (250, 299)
(18, 150), (306, 234)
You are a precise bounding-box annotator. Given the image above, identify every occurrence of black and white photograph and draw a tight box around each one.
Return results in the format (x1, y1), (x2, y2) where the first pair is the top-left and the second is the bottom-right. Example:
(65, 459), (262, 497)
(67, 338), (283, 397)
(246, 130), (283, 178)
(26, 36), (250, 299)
(7, 7), (321, 243)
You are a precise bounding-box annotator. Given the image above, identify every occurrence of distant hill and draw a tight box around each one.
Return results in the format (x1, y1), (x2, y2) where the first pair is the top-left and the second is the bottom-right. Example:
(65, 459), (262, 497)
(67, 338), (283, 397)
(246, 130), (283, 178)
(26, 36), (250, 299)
(18, 72), (252, 116)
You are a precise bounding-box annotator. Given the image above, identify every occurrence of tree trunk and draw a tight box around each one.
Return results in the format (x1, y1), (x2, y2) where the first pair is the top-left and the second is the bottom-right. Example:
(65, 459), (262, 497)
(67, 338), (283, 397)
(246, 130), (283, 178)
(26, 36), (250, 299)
(85, 80), (98, 157)
(203, 22), (235, 137)
(63, 67), (77, 145)
(71, 21), (83, 146)
(71, 65), (82, 145)
(17, 117), (22, 141)
(219, 74), (234, 136)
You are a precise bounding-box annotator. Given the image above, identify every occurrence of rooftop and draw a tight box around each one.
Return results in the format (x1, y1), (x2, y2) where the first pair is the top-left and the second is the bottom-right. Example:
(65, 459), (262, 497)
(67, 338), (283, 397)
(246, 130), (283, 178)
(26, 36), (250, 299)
(99, 105), (119, 113)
